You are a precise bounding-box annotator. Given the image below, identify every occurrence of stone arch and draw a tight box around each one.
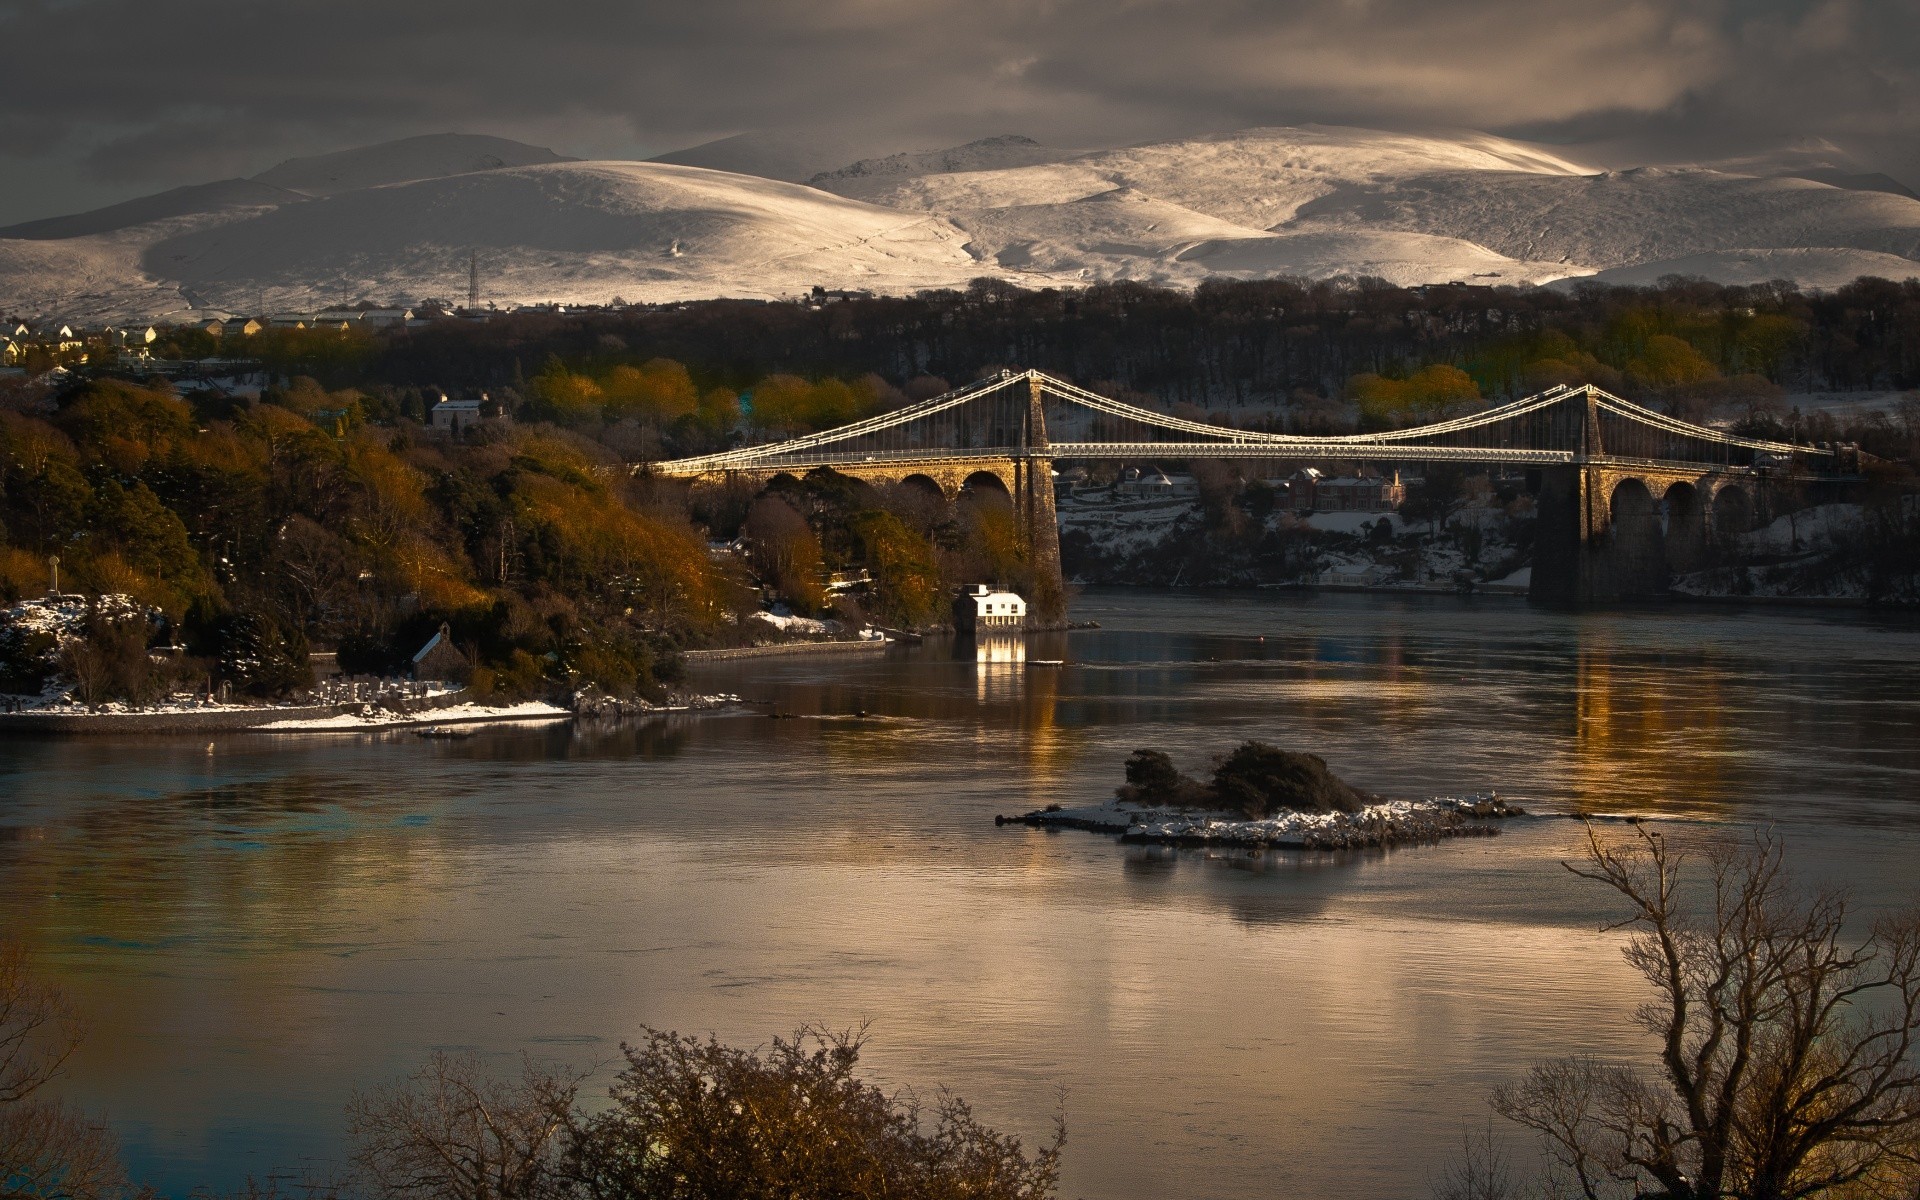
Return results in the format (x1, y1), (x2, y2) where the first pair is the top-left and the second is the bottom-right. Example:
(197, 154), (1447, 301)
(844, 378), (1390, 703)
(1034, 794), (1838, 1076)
(898, 472), (951, 502)
(1663, 480), (1706, 575)
(1608, 477), (1668, 598)
(1711, 484), (1755, 550)
(961, 469), (1015, 509)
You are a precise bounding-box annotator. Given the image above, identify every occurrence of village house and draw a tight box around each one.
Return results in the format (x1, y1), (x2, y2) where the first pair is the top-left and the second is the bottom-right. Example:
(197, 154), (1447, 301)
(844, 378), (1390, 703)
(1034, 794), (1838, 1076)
(1113, 468), (1198, 500)
(952, 584), (1027, 633)
(1289, 468), (1404, 513)
(430, 391), (507, 436)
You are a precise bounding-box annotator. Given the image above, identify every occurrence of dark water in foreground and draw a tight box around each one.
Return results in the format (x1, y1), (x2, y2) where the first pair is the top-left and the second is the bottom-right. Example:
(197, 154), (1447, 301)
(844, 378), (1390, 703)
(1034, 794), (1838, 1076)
(3, 590), (1919, 1200)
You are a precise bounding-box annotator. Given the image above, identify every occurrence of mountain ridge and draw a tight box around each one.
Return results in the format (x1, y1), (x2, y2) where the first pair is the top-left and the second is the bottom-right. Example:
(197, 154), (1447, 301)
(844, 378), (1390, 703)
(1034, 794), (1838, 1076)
(3, 125), (1918, 321)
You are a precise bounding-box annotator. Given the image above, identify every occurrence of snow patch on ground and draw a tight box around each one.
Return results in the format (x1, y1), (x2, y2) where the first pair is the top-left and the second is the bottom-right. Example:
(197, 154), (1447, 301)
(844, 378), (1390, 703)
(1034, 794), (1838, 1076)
(747, 611), (835, 634)
(255, 700), (572, 731)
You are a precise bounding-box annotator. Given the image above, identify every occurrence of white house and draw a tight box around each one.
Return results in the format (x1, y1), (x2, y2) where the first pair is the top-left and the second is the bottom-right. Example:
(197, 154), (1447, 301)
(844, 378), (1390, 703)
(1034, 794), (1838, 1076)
(952, 584), (1026, 633)
(1113, 468), (1198, 500)
(431, 396), (485, 434)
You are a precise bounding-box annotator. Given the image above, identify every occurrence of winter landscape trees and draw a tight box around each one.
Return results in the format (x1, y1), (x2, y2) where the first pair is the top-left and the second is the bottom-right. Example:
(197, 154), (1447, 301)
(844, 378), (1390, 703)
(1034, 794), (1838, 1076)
(1446, 827), (1920, 1200)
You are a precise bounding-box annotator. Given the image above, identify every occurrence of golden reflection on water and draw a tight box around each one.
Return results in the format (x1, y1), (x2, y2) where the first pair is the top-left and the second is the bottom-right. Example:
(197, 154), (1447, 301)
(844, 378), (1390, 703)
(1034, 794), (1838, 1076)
(4, 594), (1918, 1200)
(1570, 637), (1733, 816)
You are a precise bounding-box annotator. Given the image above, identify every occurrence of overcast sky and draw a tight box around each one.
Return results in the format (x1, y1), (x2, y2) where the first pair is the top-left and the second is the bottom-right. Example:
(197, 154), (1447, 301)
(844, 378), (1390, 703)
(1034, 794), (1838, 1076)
(1, 0), (1916, 224)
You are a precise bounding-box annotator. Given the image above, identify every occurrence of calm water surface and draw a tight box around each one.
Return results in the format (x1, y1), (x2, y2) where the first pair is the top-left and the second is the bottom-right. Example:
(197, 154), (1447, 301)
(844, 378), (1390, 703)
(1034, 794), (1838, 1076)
(3, 590), (1919, 1200)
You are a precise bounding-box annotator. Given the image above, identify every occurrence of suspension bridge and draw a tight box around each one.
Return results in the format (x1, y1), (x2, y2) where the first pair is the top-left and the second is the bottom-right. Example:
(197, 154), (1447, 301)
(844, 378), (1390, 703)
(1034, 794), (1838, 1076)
(653, 370), (1840, 606)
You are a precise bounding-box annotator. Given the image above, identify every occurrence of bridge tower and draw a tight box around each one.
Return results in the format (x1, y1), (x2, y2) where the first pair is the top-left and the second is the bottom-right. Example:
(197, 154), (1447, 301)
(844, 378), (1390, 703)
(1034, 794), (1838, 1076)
(1530, 389), (1761, 605)
(1016, 373), (1067, 623)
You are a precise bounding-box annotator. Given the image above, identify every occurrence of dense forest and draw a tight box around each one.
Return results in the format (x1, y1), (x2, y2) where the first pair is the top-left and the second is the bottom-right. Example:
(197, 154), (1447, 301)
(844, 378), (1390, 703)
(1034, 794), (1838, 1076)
(3, 276), (1918, 706)
(222, 273), (1920, 407)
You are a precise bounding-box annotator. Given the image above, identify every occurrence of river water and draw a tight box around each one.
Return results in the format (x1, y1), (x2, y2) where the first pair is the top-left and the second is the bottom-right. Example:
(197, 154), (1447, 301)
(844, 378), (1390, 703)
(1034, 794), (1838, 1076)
(3, 590), (1918, 1200)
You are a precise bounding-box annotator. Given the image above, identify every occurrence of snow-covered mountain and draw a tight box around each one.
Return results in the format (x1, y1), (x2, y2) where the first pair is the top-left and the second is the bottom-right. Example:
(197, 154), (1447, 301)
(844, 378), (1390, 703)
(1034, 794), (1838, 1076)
(3, 126), (1918, 322)
(249, 133), (576, 196)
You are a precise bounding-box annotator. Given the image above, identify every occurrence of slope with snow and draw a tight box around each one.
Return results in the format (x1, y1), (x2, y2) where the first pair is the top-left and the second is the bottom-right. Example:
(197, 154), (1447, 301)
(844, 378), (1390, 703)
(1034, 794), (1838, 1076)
(1574, 247), (1920, 290)
(648, 131), (901, 183)
(818, 125), (1594, 229)
(0, 221), (200, 322)
(946, 186), (1579, 287)
(250, 133), (576, 196)
(809, 135), (1081, 189)
(1283, 167), (1920, 268)
(0, 179), (302, 241)
(136, 161), (986, 311)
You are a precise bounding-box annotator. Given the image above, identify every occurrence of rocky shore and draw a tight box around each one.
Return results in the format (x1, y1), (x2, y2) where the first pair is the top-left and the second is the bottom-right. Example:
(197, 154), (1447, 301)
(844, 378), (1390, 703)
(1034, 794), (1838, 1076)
(997, 793), (1527, 850)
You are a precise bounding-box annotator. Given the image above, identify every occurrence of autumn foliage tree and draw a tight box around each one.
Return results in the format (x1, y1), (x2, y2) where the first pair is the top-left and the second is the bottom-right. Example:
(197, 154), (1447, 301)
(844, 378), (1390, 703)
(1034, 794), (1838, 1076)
(742, 495), (827, 613)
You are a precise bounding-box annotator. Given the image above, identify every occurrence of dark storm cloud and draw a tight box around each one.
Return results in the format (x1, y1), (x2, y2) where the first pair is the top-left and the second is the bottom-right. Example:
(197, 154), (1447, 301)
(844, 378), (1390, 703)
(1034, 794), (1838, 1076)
(0, 0), (1916, 222)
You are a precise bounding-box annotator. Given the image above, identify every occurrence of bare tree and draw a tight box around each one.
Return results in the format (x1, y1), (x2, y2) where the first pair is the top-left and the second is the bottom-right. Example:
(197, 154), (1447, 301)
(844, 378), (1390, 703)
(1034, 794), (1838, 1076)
(0, 940), (132, 1200)
(1430, 1121), (1522, 1200)
(1492, 826), (1920, 1200)
(346, 1052), (581, 1200)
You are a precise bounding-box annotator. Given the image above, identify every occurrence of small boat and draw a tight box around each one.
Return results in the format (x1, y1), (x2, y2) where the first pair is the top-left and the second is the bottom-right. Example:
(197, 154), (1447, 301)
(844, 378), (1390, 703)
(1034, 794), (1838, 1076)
(416, 725), (475, 740)
(1028, 659), (1066, 668)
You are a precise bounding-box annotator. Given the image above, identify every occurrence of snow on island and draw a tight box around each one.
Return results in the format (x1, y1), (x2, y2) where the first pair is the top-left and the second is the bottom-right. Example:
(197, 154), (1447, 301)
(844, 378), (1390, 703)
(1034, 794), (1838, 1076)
(998, 794), (1525, 850)
(998, 742), (1526, 849)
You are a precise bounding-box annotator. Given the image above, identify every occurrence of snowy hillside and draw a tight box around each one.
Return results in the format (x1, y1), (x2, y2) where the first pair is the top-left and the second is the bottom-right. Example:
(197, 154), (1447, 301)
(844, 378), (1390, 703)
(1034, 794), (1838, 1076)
(0, 178), (302, 240)
(3, 123), (1918, 321)
(809, 135), (1081, 189)
(133, 162), (984, 311)
(249, 133), (575, 196)
(815, 125), (1596, 228)
(648, 131), (899, 183)
(1283, 167), (1920, 267)
(1576, 247), (1920, 290)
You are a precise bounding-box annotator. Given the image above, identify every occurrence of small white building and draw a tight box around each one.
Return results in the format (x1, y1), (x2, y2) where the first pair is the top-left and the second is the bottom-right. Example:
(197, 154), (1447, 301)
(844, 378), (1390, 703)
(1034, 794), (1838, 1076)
(953, 584), (1027, 633)
(431, 396), (485, 434)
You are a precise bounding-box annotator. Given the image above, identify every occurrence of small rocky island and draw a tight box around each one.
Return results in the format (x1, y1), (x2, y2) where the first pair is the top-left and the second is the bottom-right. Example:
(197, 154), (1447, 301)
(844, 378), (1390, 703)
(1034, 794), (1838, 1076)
(998, 742), (1525, 850)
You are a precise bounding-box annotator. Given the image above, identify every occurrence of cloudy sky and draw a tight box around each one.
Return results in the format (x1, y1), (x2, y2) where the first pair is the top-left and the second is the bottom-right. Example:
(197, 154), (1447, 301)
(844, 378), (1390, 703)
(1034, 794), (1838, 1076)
(1, 0), (1915, 224)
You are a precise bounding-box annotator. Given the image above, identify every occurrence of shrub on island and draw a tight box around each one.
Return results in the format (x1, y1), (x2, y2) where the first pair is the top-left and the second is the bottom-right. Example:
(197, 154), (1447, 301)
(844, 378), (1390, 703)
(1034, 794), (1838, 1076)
(1116, 741), (1370, 817)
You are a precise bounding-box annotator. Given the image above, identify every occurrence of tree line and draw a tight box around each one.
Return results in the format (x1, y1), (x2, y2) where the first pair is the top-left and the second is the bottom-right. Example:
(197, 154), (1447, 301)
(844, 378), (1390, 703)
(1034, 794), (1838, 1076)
(301, 276), (1920, 413)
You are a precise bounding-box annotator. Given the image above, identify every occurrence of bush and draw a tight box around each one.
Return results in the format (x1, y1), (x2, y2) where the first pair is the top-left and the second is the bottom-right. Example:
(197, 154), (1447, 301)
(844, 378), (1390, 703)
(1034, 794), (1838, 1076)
(1115, 742), (1370, 816)
(1209, 742), (1368, 817)
(347, 1030), (1064, 1200)
(1115, 748), (1210, 806)
(566, 1028), (1062, 1200)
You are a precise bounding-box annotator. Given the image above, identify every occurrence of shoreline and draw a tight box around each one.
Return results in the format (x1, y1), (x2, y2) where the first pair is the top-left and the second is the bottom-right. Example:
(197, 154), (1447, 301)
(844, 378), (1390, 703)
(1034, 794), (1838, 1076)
(681, 638), (895, 663)
(0, 694), (740, 737)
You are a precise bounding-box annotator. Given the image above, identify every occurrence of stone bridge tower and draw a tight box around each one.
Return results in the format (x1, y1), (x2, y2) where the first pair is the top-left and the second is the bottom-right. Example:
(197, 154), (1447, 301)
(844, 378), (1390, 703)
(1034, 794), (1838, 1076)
(1017, 374), (1066, 624)
(1532, 391), (1768, 604)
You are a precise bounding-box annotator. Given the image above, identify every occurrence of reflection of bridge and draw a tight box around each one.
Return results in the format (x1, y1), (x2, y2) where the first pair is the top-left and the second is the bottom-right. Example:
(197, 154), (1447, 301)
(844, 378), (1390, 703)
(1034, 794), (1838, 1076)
(653, 369), (1838, 606)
